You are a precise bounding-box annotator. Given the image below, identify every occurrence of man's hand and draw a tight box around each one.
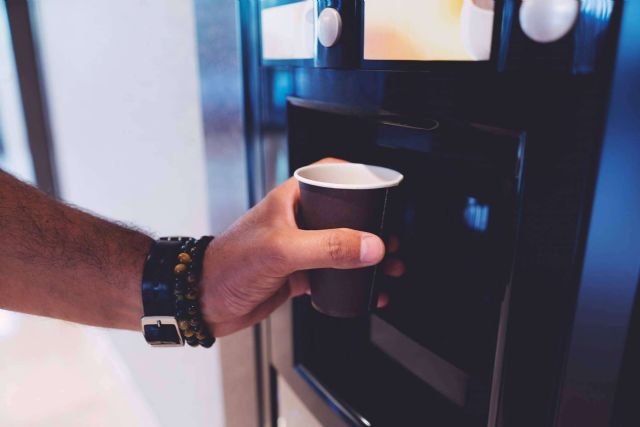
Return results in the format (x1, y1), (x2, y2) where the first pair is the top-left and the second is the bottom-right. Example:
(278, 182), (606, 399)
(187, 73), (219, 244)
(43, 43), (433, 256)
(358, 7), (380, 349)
(200, 164), (390, 337)
(0, 163), (402, 337)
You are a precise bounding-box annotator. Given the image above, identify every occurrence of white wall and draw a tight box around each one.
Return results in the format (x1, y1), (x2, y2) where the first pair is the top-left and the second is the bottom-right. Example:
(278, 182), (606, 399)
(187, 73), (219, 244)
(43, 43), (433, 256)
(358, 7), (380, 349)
(33, 1), (225, 426)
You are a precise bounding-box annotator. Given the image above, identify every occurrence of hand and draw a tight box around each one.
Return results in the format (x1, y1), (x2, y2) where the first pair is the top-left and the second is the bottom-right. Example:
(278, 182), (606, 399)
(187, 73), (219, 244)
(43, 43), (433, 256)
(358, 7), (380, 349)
(199, 159), (392, 337)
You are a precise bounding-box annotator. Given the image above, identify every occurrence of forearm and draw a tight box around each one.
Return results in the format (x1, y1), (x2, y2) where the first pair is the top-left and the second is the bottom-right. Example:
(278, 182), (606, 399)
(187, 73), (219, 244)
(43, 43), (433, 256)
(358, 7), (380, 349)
(0, 158), (391, 339)
(0, 170), (152, 330)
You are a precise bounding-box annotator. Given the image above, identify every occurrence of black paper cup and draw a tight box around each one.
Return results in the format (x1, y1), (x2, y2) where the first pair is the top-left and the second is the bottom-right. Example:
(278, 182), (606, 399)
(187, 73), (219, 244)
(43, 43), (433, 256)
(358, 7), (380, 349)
(294, 163), (403, 317)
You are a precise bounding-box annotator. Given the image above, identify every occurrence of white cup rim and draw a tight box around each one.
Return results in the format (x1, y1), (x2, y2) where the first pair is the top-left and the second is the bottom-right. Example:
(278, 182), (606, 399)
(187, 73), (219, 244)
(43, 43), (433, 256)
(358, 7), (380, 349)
(294, 163), (404, 190)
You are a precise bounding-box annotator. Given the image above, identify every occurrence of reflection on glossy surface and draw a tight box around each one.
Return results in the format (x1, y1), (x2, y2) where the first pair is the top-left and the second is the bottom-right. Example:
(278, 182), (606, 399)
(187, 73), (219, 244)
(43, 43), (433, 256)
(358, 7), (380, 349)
(573, 0), (614, 73)
(271, 69), (294, 111)
(581, 0), (614, 18)
(464, 197), (490, 232)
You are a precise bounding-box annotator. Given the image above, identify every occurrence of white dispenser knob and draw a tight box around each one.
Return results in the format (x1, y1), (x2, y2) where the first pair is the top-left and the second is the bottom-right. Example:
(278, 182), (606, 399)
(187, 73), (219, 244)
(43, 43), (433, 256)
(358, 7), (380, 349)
(317, 7), (342, 47)
(519, 0), (579, 43)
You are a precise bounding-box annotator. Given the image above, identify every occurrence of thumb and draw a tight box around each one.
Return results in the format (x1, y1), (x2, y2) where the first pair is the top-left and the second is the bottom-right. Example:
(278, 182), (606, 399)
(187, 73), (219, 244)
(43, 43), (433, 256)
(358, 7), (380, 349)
(284, 228), (385, 271)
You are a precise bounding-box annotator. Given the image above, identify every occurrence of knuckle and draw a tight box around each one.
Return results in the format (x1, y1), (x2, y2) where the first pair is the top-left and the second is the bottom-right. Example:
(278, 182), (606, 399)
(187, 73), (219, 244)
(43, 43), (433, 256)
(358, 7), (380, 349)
(325, 233), (342, 263)
(325, 230), (351, 264)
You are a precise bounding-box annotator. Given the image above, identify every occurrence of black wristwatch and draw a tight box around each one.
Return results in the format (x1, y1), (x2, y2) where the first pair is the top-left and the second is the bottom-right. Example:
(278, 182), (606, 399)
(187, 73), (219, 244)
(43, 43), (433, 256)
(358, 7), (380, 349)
(140, 237), (187, 347)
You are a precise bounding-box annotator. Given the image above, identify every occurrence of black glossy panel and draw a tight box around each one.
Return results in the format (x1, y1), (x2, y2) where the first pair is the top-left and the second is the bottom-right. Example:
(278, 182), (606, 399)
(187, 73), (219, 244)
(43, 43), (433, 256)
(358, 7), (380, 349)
(289, 104), (521, 425)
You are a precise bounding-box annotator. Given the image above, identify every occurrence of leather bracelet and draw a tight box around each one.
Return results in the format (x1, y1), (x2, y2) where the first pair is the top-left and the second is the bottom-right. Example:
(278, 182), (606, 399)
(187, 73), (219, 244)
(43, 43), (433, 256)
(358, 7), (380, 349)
(141, 237), (190, 346)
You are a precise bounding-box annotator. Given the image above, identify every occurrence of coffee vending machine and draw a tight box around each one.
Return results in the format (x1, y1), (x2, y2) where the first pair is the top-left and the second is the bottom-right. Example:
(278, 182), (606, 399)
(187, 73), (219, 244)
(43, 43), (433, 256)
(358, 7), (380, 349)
(196, 1), (640, 426)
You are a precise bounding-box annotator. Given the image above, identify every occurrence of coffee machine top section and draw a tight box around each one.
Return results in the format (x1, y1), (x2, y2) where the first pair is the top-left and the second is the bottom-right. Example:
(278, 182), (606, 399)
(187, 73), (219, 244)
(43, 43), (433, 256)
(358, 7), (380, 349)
(258, 0), (616, 75)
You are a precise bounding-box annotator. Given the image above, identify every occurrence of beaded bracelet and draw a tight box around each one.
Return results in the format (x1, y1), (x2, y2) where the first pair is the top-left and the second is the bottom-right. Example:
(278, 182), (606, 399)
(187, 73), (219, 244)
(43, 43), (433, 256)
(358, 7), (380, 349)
(173, 236), (216, 348)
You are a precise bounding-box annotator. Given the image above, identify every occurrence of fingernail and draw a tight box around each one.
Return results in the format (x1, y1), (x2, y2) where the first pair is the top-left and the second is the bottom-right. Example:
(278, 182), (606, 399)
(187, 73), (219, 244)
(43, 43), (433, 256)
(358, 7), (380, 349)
(360, 234), (383, 264)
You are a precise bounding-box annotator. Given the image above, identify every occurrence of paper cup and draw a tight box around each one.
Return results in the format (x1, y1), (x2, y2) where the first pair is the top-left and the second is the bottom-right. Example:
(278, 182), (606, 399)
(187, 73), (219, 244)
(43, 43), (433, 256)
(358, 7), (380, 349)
(294, 163), (403, 317)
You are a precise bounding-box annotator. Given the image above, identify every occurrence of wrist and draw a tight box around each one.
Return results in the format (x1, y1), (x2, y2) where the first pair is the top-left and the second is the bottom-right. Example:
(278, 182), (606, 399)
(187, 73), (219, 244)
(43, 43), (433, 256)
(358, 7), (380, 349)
(199, 239), (223, 336)
(140, 236), (216, 347)
(117, 232), (153, 331)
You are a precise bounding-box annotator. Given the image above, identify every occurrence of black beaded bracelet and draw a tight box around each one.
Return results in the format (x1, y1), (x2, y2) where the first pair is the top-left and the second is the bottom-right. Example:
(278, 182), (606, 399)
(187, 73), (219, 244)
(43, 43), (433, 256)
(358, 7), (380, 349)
(173, 236), (216, 348)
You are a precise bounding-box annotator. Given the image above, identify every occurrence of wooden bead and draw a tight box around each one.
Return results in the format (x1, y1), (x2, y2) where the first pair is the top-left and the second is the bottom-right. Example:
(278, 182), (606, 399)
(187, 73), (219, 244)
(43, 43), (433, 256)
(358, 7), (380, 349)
(195, 331), (207, 340)
(186, 273), (198, 284)
(186, 289), (198, 300)
(177, 252), (192, 264)
(199, 337), (215, 348)
(178, 320), (190, 331)
(183, 328), (194, 338)
(187, 303), (198, 316)
(174, 263), (187, 275)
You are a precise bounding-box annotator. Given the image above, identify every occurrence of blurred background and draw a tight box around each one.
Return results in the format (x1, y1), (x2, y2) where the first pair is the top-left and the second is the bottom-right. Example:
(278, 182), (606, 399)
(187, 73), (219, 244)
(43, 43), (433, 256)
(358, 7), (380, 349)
(0, 1), (231, 426)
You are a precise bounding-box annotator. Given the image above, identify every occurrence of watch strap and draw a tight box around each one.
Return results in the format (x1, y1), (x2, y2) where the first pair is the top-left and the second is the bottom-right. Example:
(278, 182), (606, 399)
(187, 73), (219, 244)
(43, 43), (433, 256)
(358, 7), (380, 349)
(141, 238), (187, 346)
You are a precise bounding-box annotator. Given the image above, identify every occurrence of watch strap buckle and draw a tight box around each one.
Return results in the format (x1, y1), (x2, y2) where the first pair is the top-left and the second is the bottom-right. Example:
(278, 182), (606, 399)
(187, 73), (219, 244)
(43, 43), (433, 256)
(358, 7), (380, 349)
(141, 316), (184, 347)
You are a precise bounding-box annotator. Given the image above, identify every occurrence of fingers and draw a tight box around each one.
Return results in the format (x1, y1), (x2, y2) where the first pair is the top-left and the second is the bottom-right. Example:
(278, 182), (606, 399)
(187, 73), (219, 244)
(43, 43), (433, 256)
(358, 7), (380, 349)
(387, 235), (400, 253)
(377, 292), (389, 308)
(314, 157), (347, 165)
(304, 287), (388, 308)
(288, 271), (310, 297)
(282, 228), (385, 271)
(213, 286), (290, 337)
